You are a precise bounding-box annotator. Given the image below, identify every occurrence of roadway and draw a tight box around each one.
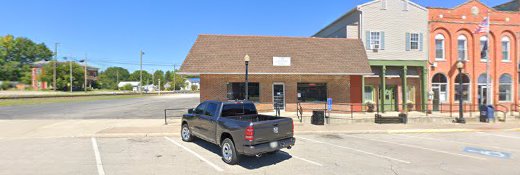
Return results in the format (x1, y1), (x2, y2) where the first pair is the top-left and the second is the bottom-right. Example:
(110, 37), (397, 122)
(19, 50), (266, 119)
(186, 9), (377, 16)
(0, 94), (200, 119)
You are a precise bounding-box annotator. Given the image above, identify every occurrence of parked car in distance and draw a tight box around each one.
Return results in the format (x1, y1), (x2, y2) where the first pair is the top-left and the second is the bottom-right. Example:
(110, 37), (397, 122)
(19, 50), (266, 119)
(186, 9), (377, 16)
(181, 100), (295, 165)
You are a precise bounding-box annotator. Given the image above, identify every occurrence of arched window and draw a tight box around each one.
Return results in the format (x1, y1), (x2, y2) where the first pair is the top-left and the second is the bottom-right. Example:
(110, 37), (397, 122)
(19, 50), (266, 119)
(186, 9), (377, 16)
(435, 34), (445, 60)
(455, 74), (470, 102)
(502, 36), (511, 61)
(499, 74), (512, 101)
(458, 35), (468, 61)
(432, 73), (448, 102)
(480, 36), (488, 61)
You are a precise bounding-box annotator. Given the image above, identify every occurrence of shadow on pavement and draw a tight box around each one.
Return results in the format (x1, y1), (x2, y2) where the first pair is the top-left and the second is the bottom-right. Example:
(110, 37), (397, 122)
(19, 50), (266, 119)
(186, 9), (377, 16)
(192, 139), (292, 169)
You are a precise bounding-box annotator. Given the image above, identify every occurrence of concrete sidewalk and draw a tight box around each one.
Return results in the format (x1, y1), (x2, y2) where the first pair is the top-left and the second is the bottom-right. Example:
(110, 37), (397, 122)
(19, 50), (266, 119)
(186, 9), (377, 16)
(0, 119), (519, 139)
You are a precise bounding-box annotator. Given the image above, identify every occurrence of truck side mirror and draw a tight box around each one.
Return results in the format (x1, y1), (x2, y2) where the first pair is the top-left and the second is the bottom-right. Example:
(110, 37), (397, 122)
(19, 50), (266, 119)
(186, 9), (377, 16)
(188, 108), (194, 114)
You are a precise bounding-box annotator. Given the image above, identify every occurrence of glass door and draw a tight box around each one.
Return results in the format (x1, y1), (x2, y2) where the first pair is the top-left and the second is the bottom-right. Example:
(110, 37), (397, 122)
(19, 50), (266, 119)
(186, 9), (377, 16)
(273, 83), (285, 111)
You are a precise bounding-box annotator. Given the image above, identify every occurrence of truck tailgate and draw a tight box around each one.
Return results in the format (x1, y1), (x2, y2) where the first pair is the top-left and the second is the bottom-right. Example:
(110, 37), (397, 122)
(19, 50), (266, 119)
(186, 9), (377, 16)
(251, 117), (293, 145)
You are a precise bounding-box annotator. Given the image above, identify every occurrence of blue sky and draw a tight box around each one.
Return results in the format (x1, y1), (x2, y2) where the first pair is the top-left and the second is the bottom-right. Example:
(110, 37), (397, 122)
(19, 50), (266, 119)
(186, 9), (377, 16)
(1, 0), (509, 72)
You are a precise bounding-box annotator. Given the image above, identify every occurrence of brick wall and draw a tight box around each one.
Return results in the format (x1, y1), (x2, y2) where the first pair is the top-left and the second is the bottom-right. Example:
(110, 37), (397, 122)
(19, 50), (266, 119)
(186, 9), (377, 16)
(200, 74), (357, 112)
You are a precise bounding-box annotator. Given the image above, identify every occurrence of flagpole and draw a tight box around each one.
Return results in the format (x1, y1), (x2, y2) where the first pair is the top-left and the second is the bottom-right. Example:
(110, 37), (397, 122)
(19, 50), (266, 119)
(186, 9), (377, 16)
(485, 12), (491, 106)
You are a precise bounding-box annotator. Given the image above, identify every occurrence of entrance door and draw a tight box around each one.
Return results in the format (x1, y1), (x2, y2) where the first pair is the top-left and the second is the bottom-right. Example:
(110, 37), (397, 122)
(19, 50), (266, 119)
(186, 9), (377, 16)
(273, 83), (285, 111)
(384, 87), (396, 111)
(432, 87), (440, 111)
(478, 85), (488, 106)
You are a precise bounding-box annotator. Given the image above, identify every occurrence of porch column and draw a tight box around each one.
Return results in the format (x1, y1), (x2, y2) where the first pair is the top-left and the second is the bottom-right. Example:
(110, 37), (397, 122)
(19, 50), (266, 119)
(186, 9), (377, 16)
(402, 66), (408, 112)
(380, 66), (386, 113)
(422, 67), (428, 112)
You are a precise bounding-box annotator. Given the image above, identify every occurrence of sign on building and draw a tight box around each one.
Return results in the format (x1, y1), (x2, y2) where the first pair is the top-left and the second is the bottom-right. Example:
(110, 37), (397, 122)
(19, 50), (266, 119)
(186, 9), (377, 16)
(273, 57), (291, 66)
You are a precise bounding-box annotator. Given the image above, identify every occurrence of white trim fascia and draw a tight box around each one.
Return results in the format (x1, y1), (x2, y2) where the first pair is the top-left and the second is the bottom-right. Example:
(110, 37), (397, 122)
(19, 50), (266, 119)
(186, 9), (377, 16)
(178, 72), (375, 76)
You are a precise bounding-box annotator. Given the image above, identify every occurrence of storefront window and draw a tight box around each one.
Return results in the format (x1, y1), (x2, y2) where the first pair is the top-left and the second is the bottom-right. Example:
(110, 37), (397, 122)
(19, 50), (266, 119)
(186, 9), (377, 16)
(226, 82), (260, 102)
(297, 83), (327, 102)
(454, 74), (470, 102)
(499, 74), (512, 102)
(364, 86), (374, 102)
(406, 85), (416, 103)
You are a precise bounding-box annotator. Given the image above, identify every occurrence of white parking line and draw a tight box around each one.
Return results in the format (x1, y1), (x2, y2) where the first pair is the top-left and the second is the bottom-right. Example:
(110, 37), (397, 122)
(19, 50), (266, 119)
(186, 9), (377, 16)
(164, 137), (224, 172)
(296, 136), (411, 164)
(477, 132), (520, 140)
(343, 135), (486, 161)
(291, 155), (323, 166)
(399, 134), (520, 153)
(91, 137), (105, 175)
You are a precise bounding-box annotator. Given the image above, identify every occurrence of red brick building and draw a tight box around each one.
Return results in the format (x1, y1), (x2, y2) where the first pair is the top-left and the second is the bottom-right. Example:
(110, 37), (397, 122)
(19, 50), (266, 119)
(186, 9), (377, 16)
(428, 0), (520, 111)
(31, 60), (99, 90)
(179, 35), (372, 112)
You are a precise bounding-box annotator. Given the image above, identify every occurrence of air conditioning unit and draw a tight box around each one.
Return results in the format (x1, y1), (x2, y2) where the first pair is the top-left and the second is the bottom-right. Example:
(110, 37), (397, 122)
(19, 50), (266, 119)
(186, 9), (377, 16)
(372, 45), (379, 53)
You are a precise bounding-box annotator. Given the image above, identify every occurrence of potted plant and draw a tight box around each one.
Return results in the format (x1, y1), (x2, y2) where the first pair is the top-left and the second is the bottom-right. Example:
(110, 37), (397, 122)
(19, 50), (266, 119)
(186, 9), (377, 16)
(406, 100), (414, 111)
(366, 100), (375, 112)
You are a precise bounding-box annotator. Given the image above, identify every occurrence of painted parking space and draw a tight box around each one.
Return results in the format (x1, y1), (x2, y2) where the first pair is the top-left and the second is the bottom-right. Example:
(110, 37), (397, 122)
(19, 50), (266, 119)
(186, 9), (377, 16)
(96, 137), (212, 175)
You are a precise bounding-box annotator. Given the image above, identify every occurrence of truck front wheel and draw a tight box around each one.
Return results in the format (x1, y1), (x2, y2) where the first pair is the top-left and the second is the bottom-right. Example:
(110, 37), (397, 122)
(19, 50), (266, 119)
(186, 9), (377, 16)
(181, 124), (194, 142)
(221, 138), (239, 165)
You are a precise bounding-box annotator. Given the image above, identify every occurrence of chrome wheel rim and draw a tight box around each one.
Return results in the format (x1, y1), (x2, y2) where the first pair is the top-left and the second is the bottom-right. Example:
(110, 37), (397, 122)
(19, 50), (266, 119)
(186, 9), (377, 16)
(182, 126), (190, 140)
(222, 143), (232, 161)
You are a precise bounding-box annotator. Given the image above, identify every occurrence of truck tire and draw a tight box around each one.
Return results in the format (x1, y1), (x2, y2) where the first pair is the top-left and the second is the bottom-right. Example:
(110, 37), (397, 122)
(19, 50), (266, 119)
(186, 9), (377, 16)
(221, 138), (239, 165)
(181, 124), (194, 142)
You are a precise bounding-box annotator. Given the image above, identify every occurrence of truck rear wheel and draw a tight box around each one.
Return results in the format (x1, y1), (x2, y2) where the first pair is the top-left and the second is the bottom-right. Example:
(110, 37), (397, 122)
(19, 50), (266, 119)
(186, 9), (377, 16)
(181, 124), (194, 142)
(221, 138), (239, 165)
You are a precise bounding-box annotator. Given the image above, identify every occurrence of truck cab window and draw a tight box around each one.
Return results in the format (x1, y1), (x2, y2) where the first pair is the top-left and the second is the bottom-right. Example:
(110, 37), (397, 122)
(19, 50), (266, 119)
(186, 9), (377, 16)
(194, 102), (207, 115)
(205, 103), (218, 117)
(221, 103), (258, 117)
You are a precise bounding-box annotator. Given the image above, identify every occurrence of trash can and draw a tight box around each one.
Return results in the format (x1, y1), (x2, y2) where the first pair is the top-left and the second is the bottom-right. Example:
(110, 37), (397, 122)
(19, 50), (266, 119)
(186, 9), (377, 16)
(480, 105), (494, 123)
(311, 110), (325, 125)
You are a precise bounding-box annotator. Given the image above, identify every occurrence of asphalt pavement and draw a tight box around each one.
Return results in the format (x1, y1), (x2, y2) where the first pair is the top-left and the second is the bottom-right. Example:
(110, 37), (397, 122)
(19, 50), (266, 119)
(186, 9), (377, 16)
(1, 131), (519, 175)
(0, 94), (200, 119)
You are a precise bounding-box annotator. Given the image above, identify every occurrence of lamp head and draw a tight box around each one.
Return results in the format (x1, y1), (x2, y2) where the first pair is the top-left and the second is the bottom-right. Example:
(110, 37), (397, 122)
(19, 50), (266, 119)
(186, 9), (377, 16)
(244, 55), (250, 62)
(456, 61), (464, 69)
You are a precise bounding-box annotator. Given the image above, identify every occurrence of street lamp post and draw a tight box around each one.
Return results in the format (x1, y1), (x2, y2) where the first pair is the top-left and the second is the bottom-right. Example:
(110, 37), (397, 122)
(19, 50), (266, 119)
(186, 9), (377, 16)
(244, 55), (250, 101)
(456, 61), (466, 124)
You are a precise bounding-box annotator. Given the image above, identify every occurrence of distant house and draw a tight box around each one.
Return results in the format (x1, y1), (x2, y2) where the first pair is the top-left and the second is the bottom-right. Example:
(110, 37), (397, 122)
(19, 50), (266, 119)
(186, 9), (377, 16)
(118, 81), (141, 92)
(182, 78), (200, 91)
(31, 60), (99, 90)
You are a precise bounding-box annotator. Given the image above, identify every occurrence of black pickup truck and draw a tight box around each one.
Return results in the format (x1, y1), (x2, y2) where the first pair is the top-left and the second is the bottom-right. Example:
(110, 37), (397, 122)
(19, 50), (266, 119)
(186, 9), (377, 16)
(181, 100), (295, 164)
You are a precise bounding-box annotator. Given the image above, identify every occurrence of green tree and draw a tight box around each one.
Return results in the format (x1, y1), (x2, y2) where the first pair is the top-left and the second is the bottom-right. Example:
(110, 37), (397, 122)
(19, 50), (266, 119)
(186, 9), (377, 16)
(128, 70), (152, 84)
(153, 70), (165, 89)
(39, 61), (85, 91)
(0, 35), (53, 83)
(98, 67), (130, 90)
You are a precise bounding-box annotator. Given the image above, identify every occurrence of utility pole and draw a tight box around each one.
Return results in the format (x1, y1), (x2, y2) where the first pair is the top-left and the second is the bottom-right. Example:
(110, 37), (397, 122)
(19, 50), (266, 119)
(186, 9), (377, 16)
(116, 70), (120, 90)
(140, 50), (144, 95)
(158, 79), (161, 95)
(53, 43), (59, 91)
(152, 70), (155, 86)
(84, 54), (88, 92)
(69, 60), (73, 93)
(173, 64), (176, 92)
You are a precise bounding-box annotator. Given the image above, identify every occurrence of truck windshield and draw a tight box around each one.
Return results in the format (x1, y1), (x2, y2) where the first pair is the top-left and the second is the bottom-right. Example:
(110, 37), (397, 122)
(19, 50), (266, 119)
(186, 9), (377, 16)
(221, 103), (257, 117)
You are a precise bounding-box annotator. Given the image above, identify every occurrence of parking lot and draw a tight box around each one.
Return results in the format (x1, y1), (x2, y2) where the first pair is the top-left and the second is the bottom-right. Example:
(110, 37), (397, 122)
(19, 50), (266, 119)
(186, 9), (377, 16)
(1, 131), (519, 175)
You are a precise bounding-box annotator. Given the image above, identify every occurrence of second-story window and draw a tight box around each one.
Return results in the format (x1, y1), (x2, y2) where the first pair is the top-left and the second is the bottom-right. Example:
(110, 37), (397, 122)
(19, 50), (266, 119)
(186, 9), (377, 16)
(457, 35), (468, 61)
(435, 34), (445, 60)
(410, 33), (419, 50)
(370, 32), (381, 50)
(502, 36), (511, 62)
(480, 36), (488, 62)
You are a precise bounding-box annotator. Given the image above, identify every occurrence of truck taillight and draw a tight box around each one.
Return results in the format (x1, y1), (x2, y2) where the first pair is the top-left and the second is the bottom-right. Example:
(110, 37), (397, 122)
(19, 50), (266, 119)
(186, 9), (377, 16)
(292, 121), (294, 133)
(245, 126), (254, 141)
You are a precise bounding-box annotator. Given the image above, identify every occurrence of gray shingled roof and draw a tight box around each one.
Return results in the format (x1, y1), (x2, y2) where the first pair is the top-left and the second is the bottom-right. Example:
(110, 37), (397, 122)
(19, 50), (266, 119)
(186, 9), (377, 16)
(179, 35), (372, 75)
